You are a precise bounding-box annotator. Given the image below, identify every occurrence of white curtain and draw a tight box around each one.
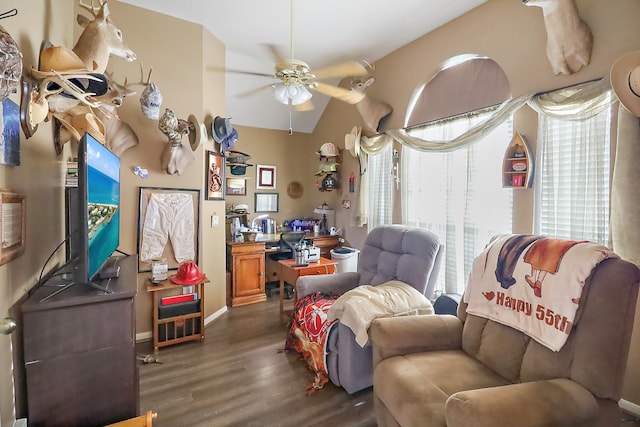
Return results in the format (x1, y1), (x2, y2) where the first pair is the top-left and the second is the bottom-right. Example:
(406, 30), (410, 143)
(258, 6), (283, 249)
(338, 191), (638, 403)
(362, 144), (393, 229)
(402, 109), (513, 295)
(532, 85), (613, 245)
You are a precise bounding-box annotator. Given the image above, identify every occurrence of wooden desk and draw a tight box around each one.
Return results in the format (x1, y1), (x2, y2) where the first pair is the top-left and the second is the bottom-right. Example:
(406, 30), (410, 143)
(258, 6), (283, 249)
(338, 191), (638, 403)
(226, 233), (340, 307)
(278, 257), (337, 322)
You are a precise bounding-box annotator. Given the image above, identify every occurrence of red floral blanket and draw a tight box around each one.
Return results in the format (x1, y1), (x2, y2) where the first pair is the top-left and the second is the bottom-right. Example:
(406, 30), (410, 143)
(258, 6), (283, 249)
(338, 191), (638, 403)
(285, 292), (341, 393)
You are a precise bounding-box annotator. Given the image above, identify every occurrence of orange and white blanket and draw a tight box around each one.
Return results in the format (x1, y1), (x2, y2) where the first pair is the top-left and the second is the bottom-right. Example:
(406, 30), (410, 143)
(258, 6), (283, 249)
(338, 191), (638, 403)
(464, 234), (616, 352)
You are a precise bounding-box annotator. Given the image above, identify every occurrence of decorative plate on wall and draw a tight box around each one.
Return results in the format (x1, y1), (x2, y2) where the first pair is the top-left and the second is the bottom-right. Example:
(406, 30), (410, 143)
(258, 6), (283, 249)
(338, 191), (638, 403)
(287, 181), (303, 199)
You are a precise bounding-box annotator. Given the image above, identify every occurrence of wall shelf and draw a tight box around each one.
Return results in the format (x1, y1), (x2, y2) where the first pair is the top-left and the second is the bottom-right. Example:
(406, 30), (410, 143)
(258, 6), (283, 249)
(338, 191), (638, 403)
(502, 132), (534, 189)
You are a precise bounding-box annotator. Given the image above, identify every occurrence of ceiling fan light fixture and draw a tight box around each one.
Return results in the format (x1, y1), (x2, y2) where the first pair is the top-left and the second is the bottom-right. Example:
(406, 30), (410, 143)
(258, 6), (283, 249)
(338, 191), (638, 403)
(272, 82), (312, 105)
(273, 83), (289, 104)
(291, 84), (312, 105)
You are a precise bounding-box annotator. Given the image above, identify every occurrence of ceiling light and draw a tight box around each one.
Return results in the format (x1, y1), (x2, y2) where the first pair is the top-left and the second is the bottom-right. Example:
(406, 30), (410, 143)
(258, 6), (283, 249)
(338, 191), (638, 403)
(272, 82), (312, 106)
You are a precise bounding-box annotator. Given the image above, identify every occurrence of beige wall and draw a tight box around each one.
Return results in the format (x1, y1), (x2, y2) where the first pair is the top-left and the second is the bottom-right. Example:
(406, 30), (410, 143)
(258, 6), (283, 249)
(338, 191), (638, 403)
(312, 0), (640, 407)
(103, 2), (228, 334)
(0, 1), (76, 424)
(3, 0), (640, 423)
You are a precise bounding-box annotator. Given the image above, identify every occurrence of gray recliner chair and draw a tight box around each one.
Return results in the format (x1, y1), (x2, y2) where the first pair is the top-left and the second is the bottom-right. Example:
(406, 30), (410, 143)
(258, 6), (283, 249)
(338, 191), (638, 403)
(296, 224), (443, 394)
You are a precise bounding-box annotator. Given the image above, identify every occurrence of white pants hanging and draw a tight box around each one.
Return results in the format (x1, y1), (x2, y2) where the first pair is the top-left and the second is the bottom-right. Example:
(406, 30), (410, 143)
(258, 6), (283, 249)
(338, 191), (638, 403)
(140, 193), (195, 263)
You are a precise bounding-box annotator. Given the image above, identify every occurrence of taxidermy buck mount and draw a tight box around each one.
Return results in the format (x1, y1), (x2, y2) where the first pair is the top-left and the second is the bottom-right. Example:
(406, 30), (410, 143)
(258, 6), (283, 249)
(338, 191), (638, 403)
(523, 0), (593, 75)
(349, 76), (392, 135)
(74, 0), (137, 73)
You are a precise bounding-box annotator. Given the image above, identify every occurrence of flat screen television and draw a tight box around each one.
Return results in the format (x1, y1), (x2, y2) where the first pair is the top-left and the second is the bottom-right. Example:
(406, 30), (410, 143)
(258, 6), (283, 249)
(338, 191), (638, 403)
(66, 132), (121, 287)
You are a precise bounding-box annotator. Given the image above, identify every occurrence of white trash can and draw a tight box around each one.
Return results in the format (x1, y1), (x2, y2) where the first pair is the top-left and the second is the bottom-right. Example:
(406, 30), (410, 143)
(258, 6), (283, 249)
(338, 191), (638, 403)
(331, 247), (359, 273)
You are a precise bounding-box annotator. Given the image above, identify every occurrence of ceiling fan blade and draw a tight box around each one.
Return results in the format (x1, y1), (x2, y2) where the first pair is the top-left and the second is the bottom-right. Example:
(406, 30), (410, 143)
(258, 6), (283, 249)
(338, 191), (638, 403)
(236, 84), (274, 98)
(224, 68), (276, 78)
(312, 82), (365, 104)
(267, 44), (287, 65)
(312, 60), (369, 80)
(295, 100), (314, 111)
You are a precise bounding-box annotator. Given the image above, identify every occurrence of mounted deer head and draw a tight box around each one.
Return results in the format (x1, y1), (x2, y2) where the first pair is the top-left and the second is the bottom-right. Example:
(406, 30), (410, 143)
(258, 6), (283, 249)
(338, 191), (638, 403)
(349, 76), (392, 135)
(523, 0), (593, 75)
(73, 0), (137, 74)
(96, 73), (139, 156)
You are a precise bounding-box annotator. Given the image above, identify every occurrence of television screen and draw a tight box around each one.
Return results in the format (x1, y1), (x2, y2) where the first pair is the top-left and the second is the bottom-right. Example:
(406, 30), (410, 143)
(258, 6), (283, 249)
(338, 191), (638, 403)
(85, 134), (120, 280)
(67, 132), (121, 286)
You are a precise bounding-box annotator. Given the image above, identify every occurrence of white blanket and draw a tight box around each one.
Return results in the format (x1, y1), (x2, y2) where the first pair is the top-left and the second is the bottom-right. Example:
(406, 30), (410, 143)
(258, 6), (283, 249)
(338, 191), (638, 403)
(327, 280), (434, 347)
(464, 234), (616, 351)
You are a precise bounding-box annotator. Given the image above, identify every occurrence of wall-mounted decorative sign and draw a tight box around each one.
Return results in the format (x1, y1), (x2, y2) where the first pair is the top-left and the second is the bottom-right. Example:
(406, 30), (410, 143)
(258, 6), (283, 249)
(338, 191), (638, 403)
(0, 191), (25, 266)
(206, 150), (225, 200)
(256, 164), (277, 189)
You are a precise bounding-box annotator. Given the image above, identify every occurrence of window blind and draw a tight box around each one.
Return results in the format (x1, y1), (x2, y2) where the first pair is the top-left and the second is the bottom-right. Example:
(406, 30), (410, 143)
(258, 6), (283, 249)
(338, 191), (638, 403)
(403, 109), (513, 295)
(533, 97), (611, 245)
(366, 144), (393, 228)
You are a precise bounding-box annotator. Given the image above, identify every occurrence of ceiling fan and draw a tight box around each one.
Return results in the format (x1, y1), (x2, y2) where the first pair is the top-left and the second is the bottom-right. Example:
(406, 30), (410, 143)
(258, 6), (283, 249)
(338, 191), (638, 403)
(228, 0), (371, 112)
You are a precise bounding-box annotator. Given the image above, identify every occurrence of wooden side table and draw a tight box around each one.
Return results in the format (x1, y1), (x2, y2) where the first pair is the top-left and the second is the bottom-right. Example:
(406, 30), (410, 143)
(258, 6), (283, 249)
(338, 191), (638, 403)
(146, 276), (210, 352)
(278, 257), (337, 322)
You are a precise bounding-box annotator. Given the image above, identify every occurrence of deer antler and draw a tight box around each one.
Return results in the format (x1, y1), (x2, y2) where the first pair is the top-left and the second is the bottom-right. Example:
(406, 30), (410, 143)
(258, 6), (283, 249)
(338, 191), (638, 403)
(139, 62), (153, 87)
(77, 0), (104, 17)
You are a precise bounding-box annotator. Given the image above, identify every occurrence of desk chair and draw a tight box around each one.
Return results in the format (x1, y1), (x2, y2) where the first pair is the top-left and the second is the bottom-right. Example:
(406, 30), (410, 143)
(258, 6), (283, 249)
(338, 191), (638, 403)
(265, 231), (306, 298)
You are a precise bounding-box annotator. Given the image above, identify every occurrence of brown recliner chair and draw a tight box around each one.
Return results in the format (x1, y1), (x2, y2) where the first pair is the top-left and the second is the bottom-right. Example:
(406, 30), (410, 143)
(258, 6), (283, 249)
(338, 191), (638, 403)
(371, 255), (640, 427)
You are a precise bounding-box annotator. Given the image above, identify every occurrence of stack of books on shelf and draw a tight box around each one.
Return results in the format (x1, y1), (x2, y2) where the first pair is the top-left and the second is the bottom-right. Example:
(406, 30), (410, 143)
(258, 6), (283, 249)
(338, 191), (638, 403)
(65, 161), (78, 187)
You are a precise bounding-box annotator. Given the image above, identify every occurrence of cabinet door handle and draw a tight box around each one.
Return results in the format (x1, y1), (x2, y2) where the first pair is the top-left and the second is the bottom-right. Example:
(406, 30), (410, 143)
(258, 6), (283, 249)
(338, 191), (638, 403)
(258, 272), (264, 276)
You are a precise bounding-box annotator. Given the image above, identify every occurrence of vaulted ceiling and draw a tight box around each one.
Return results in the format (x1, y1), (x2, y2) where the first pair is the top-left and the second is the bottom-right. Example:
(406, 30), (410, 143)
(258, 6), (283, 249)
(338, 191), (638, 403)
(120, 0), (487, 133)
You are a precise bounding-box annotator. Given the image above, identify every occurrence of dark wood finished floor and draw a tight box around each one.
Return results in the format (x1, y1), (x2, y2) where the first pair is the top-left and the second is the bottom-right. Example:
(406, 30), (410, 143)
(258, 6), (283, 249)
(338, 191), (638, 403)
(137, 296), (640, 427)
(137, 296), (375, 427)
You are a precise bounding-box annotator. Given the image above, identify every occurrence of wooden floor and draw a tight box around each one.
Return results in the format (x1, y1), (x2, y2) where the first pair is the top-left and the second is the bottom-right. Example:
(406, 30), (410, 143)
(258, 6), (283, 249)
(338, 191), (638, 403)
(136, 296), (375, 427)
(137, 296), (640, 427)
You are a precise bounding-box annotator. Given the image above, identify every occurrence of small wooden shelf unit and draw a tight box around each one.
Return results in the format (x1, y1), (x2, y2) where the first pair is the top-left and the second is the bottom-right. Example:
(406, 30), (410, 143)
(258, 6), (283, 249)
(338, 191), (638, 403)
(146, 277), (209, 352)
(502, 132), (534, 189)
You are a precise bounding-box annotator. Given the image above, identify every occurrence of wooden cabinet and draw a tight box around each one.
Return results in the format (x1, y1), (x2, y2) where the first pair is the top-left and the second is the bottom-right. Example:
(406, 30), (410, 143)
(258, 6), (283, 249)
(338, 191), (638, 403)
(21, 255), (138, 427)
(226, 242), (267, 307)
(146, 277), (209, 352)
(502, 132), (534, 188)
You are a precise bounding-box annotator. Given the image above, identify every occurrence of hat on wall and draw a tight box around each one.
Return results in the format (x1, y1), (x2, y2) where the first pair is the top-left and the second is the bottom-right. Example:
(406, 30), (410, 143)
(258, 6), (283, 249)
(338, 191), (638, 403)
(56, 112), (106, 146)
(316, 142), (338, 157)
(611, 50), (640, 117)
(140, 82), (163, 120)
(170, 261), (206, 285)
(230, 163), (253, 175)
(344, 126), (361, 157)
(187, 114), (205, 151)
(212, 116), (233, 143)
(30, 45), (91, 79)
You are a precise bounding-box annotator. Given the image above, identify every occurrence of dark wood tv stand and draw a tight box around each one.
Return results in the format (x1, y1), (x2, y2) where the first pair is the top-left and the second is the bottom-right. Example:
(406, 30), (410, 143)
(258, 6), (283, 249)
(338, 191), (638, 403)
(21, 255), (139, 427)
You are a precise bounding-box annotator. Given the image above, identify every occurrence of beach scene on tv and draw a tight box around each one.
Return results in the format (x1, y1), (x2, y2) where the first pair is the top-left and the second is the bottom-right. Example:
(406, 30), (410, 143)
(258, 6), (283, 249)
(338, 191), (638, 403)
(87, 138), (120, 278)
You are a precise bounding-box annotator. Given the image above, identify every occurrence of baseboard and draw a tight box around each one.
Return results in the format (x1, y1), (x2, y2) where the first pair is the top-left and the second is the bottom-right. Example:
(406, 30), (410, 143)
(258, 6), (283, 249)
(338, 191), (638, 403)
(620, 399), (640, 417)
(135, 305), (228, 343)
(205, 305), (228, 325)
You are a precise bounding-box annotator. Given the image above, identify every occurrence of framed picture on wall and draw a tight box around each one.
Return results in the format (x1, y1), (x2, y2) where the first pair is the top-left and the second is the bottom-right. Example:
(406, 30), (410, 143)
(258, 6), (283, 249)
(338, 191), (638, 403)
(137, 187), (200, 273)
(206, 150), (225, 200)
(226, 177), (247, 196)
(255, 192), (279, 212)
(256, 164), (277, 189)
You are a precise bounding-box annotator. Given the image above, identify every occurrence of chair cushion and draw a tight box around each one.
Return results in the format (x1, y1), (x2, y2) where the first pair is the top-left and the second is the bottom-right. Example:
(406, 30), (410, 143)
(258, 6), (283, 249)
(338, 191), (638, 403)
(358, 225), (441, 295)
(374, 350), (510, 427)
